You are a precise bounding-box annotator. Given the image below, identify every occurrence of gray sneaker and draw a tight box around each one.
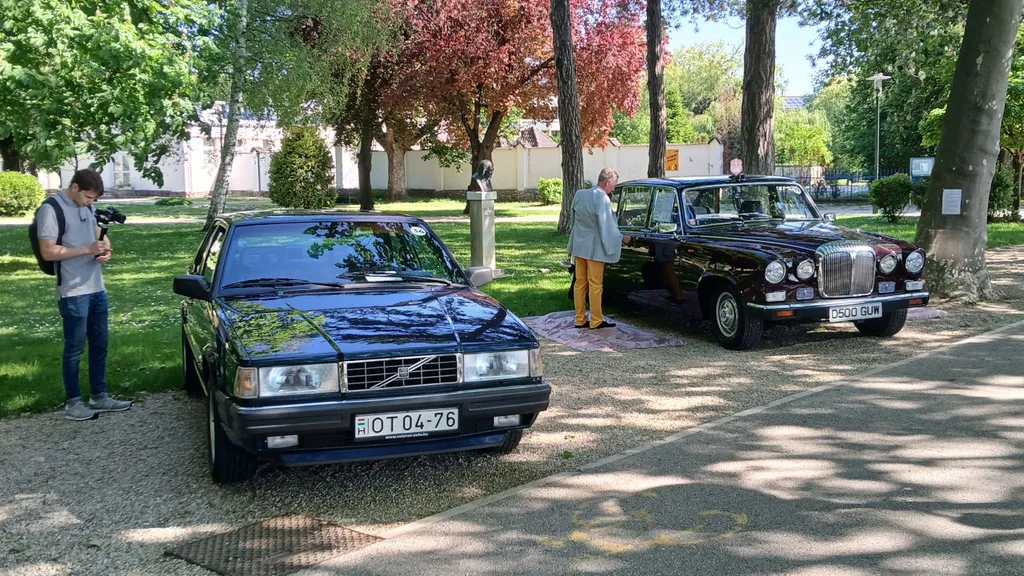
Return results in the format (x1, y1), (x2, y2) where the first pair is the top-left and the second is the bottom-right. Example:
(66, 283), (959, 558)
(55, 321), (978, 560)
(65, 402), (98, 421)
(87, 395), (132, 413)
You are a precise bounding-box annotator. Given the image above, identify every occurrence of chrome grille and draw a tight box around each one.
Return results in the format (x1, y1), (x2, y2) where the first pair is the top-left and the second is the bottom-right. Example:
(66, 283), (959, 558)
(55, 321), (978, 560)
(816, 242), (876, 298)
(344, 355), (460, 392)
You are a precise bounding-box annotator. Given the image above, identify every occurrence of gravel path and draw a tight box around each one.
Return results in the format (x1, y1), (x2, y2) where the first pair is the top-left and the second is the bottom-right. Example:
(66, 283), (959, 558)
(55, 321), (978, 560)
(2, 247), (1022, 576)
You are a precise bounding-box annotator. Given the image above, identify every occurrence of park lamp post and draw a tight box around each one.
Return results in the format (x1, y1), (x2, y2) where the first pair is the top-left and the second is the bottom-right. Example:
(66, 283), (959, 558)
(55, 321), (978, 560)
(251, 146), (265, 192)
(869, 72), (891, 183)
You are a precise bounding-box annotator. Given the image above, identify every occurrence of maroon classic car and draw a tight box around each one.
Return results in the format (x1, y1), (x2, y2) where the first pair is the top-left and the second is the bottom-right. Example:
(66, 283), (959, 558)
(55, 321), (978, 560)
(602, 175), (929, 349)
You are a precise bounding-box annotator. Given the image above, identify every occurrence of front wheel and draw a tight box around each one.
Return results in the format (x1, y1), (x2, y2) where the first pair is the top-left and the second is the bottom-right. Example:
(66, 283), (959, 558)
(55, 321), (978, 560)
(710, 287), (764, 350)
(207, 390), (258, 484)
(486, 429), (523, 455)
(854, 309), (907, 338)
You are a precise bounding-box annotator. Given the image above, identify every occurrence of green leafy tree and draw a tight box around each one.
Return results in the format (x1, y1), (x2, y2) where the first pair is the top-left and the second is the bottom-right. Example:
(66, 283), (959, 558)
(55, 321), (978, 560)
(0, 0), (219, 180)
(268, 127), (336, 209)
(666, 86), (698, 143)
(775, 108), (833, 166)
(808, 76), (862, 170)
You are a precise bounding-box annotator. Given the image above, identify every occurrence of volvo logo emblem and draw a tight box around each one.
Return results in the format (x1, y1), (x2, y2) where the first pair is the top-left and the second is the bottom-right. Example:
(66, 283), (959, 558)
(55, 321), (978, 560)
(396, 367), (411, 379)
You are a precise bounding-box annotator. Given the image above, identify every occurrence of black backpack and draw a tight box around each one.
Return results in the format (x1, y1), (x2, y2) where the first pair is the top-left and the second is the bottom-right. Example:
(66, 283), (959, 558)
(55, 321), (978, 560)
(29, 196), (66, 283)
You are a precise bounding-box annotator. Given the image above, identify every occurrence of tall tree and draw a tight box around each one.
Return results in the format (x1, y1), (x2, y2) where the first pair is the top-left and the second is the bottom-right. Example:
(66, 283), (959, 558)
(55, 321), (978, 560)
(0, 0), (218, 179)
(647, 0), (667, 177)
(914, 0), (1023, 301)
(407, 0), (645, 191)
(740, 0), (780, 175)
(205, 0), (249, 230)
(551, 0), (585, 235)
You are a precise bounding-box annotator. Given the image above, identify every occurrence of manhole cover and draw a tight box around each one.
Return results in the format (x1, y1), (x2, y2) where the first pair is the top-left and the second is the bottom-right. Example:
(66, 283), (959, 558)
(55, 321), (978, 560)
(165, 515), (382, 576)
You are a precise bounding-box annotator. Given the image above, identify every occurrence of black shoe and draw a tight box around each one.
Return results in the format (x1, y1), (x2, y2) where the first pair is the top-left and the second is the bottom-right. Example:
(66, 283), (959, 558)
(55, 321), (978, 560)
(574, 323), (588, 329)
(590, 321), (616, 329)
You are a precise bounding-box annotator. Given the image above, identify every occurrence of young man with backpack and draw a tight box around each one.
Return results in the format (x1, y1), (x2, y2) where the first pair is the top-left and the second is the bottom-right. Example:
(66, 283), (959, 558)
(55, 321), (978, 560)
(31, 168), (131, 420)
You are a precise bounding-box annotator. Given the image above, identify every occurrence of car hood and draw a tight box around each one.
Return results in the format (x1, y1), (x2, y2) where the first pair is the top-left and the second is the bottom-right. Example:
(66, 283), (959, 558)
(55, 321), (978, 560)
(219, 287), (536, 364)
(690, 220), (917, 255)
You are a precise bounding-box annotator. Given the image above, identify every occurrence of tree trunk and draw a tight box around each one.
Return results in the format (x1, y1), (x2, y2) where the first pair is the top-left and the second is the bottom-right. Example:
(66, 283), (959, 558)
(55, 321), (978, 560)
(646, 0), (666, 178)
(0, 136), (25, 172)
(380, 128), (408, 201)
(462, 108), (503, 214)
(551, 0), (585, 235)
(914, 0), (1024, 302)
(740, 0), (778, 176)
(357, 133), (374, 211)
(204, 0), (248, 231)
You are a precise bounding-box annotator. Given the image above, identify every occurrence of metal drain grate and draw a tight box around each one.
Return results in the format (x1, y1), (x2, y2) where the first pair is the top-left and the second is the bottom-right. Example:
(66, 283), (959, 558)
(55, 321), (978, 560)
(165, 515), (382, 576)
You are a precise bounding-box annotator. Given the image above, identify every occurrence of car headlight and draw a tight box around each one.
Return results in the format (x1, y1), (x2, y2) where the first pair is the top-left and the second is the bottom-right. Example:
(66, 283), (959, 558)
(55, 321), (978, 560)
(796, 259), (815, 280)
(256, 363), (340, 397)
(764, 260), (787, 284)
(879, 254), (898, 274)
(465, 350), (531, 382)
(905, 250), (925, 274)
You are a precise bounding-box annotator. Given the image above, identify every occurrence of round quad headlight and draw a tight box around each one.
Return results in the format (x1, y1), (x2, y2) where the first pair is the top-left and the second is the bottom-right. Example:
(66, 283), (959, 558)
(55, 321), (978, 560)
(879, 254), (898, 274)
(765, 260), (787, 284)
(905, 250), (926, 274)
(796, 259), (815, 280)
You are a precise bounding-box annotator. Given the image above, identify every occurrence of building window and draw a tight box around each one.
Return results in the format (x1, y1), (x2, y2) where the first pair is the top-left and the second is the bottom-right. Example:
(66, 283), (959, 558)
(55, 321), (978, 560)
(114, 156), (131, 187)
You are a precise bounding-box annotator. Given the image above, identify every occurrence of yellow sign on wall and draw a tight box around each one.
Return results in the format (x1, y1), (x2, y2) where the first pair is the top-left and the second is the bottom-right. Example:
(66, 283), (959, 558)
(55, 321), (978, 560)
(666, 149), (679, 172)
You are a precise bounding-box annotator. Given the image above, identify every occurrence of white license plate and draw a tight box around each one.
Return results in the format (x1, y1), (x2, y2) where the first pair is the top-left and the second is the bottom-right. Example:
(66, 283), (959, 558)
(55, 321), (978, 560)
(828, 303), (883, 323)
(354, 408), (458, 440)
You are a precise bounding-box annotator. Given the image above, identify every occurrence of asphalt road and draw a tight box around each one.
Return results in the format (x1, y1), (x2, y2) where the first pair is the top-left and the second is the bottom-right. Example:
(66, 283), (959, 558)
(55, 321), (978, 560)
(302, 320), (1024, 576)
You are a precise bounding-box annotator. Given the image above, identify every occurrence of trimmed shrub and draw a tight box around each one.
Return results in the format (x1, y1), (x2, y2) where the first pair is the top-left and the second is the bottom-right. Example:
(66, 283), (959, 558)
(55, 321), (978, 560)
(988, 164), (1015, 220)
(537, 178), (563, 205)
(268, 127), (336, 209)
(154, 197), (192, 206)
(0, 171), (46, 217)
(910, 178), (929, 210)
(869, 173), (913, 223)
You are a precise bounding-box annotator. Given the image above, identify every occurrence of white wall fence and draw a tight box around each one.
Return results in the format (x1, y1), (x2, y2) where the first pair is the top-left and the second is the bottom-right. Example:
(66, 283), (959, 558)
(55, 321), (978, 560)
(337, 141), (725, 193)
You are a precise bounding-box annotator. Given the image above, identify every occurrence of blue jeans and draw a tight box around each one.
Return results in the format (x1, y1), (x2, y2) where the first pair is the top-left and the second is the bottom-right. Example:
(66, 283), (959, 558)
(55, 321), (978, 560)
(58, 291), (108, 402)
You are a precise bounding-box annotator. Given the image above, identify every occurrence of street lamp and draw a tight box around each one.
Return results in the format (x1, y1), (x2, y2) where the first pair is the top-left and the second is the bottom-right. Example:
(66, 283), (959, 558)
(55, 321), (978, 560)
(251, 147), (265, 192)
(869, 72), (891, 183)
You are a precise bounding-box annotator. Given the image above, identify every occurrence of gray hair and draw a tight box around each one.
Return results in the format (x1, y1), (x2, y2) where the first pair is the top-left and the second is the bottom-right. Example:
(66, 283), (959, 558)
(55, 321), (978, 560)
(597, 168), (618, 184)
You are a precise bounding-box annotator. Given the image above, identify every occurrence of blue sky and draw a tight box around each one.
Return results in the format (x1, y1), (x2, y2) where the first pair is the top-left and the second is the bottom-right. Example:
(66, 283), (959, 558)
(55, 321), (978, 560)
(668, 16), (823, 96)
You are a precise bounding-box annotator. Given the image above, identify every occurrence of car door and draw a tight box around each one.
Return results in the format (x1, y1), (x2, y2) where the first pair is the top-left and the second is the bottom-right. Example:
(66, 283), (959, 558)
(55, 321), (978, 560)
(645, 186), (689, 306)
(605, 185), (654, 300)
(184, 224), (227, 388)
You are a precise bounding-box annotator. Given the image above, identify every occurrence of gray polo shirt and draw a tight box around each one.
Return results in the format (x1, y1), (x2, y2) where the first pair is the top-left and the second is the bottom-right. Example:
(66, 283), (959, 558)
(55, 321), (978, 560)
(35, 191), (105, 299)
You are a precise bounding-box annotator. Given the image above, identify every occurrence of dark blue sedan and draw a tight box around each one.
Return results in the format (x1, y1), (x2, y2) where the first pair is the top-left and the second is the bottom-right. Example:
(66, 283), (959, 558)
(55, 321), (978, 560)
(173, 211), (550, 483)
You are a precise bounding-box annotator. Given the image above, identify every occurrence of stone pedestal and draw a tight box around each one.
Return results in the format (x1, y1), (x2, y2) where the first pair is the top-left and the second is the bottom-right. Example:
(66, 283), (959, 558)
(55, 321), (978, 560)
(467, 190), (496, 270)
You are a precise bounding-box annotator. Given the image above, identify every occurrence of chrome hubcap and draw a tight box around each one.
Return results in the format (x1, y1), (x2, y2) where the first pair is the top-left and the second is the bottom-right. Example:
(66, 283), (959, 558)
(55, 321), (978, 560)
(717, 293), (739, 338)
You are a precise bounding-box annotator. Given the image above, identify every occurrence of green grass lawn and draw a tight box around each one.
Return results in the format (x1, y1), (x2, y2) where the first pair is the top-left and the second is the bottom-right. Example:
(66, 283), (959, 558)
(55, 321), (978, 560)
(0, 220), (569, 417)
(2, 212), (1021, 418)
(97, 196), (560, 220)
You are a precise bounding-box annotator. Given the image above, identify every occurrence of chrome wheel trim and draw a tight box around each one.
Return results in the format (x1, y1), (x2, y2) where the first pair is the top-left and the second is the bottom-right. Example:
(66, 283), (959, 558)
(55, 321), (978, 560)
(716, 292), (739, 338)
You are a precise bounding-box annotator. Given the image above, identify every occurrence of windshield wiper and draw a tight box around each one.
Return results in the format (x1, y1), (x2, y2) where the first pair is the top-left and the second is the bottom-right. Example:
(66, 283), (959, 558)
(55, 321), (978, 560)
(336, 271), (459, 286)
(222, 277), (349, 290)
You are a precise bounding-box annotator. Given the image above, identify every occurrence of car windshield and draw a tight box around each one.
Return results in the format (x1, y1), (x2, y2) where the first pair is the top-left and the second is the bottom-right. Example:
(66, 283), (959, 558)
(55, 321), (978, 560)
(682, 183), (819, 225)
(218, 221), (465, 289)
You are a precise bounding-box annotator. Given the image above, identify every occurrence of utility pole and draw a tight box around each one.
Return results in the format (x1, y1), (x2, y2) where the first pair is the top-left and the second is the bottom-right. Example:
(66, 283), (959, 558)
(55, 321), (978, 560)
(869, 72), (890, 214)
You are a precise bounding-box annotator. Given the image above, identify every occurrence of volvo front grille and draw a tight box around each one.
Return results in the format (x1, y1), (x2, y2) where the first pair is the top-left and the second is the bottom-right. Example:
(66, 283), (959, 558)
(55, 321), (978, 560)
(344, 355), (461, 391)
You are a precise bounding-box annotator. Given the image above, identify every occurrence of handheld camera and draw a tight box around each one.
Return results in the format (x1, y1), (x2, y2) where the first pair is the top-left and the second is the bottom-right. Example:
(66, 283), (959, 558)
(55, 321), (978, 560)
(94, 206), (126, 241)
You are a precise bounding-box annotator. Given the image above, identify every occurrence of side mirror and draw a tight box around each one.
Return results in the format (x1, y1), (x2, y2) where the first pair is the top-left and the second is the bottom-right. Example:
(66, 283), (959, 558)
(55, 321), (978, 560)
(173, 274), (212, 301)
(823, 213), (837, 223)
(655, 222), (679, 234)
(466, 266), (493, 287)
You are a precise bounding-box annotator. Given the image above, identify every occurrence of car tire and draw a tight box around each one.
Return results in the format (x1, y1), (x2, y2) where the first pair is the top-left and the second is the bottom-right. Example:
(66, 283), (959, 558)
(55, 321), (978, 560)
(710, 287), (763, 350)
(488, 429), (523, 455)
(854, 308), (907, 338)
(182, 329), (203, 397)
(207, 389), (258, 484)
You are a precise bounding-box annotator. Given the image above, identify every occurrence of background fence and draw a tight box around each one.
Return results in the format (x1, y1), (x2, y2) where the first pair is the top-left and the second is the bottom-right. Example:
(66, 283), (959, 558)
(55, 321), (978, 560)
(776, 166), (905, 202)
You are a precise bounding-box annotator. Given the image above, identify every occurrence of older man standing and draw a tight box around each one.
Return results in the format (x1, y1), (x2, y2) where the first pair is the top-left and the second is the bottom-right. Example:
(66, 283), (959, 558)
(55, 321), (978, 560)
(567, 168), (629, 329)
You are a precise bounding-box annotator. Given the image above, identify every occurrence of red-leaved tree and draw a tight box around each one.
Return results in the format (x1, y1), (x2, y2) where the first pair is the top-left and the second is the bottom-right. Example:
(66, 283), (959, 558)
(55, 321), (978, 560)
(404, 0), (646, 190)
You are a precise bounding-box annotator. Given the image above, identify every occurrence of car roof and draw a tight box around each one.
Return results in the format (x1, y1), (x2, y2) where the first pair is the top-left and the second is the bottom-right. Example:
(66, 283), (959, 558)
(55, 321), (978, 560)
(618, 175), (797, 188)
(218, 209), (427, 227)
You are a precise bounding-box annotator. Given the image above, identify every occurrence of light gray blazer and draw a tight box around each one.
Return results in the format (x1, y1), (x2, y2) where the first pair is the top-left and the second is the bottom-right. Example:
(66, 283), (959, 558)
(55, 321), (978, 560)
(567, 186), (622, 264)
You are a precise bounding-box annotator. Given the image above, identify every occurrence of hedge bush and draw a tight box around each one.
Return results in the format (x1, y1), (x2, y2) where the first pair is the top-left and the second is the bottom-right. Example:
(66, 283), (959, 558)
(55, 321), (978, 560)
(154, 197), (192, 206)
(869, 173), (913, 223)
(268, 127), (336, 209)
(537, 178), (563, 205)
(0, 171), (46, 217)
